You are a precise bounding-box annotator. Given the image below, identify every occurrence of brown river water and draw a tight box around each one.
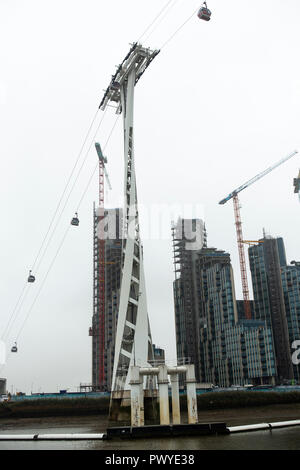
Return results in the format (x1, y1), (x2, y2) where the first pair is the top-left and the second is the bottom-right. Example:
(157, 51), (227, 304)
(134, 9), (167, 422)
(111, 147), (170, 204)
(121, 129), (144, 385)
(0, 411), (300, 450)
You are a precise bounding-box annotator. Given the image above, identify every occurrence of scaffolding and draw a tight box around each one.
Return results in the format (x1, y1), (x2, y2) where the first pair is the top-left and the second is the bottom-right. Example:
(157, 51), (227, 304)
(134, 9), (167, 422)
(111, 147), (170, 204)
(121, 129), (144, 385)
(171, 221), (197, 374)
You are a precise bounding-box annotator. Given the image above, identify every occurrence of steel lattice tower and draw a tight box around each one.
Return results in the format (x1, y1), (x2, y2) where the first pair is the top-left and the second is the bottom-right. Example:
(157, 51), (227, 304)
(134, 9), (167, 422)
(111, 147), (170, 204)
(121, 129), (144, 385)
(232, 194), (252, 320)
(100, 43), (160, 391)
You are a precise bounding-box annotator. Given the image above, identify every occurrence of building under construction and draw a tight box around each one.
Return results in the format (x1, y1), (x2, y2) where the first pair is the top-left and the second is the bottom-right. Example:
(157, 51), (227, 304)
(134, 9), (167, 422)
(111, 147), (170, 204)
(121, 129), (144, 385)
(172, 218), (207, 379)
(91, 207), (122, 392)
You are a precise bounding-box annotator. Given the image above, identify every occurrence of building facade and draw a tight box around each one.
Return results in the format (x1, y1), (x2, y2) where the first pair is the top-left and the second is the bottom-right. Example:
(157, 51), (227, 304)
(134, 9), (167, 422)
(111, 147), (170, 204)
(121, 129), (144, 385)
(199, 320), (276, 387)
(172, 218), (276, 387)
(249, 237), (294, 382)
(281, 261), (300, 382)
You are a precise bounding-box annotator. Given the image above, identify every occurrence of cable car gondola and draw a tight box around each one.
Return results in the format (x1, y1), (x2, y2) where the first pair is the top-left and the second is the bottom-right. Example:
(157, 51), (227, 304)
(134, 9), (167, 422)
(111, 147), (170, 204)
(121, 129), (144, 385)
(11, 342), (18, 353)
(198, 2), (212, 21)
(28, 270), (35, 283)
(71, 212), (79, 226)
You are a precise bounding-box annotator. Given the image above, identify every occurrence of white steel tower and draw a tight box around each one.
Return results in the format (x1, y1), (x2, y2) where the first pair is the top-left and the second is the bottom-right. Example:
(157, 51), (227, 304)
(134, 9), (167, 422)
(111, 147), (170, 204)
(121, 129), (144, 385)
(99, 43), (160, 391)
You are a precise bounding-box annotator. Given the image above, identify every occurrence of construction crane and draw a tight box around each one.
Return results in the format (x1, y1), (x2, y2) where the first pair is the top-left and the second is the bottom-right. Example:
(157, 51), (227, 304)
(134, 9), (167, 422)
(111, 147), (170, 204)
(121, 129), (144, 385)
(94, 141), (112, 390)
(219, 150), (298, 320)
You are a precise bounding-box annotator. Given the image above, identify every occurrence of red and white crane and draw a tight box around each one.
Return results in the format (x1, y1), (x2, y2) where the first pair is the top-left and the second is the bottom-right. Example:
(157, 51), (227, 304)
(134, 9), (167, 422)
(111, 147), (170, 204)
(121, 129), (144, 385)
(95, 141), (111, 389)
(219, 150), (298, 320)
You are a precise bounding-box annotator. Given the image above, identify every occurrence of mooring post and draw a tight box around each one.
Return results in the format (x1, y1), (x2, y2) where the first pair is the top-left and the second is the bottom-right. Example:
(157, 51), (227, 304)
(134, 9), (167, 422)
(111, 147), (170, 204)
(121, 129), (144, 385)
(186, 364), (198, 424)
(129, 366), (143, 427)
(170, 373), (181, 425)
(158, 364), (170, 425)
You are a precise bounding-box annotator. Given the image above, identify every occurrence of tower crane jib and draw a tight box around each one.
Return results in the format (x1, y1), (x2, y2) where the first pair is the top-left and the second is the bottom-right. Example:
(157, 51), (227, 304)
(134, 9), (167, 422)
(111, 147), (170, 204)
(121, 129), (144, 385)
(219, 149), (298, 321)
(219, 150), (298, 205)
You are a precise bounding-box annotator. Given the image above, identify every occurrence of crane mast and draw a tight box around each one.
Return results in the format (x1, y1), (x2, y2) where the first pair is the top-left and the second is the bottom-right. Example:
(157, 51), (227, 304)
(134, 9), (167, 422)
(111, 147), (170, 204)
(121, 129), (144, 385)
(233, 194), (252, 319)
(98, 146), (105, 388)
(220, 150), (298, 321)
(94, 142), (111, 390)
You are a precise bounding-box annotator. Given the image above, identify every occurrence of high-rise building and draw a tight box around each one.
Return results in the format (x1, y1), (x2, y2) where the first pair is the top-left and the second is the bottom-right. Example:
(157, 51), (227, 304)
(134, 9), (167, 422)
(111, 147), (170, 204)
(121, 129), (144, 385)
(249, 237), (294, 382)
(199, 319), (276, 387)
(172, 218), (276, 387)
(172, 218), (207, 379)
(281, 261), (300, 382)
(194, 249), (275, 386)
(91, 207), (122, 392)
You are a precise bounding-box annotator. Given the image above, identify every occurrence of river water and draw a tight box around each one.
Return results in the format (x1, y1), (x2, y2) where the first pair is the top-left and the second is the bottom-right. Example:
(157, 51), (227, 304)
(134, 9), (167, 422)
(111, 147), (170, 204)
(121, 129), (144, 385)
(0, 416), (300, 450)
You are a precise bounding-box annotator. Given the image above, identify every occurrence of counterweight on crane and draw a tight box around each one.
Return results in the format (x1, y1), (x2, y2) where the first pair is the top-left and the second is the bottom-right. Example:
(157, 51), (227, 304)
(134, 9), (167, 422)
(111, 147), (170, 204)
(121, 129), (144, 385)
(219, 150), (298, 320)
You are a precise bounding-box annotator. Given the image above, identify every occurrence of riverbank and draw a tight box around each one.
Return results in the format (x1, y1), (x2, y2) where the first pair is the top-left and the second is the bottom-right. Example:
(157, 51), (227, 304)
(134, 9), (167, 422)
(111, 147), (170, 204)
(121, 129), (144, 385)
(1, 403), (300, 430)
(0, 397), (109, 420)
(2, 391), (300, 423)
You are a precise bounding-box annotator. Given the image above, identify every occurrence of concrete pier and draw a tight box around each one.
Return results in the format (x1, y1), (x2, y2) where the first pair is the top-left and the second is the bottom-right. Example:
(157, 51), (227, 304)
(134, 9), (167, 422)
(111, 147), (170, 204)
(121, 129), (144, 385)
(186, 364), (198, 424)
(129, 366), (143, 427)
(170, 373), (180, 425)
(158, 365), (170, 425)
(127, 364), (198, 427)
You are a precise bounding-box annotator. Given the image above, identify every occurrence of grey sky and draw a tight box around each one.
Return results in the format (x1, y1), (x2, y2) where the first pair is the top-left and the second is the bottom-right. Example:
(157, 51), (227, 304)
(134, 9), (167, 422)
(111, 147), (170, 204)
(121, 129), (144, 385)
(1, 0), (300, 393)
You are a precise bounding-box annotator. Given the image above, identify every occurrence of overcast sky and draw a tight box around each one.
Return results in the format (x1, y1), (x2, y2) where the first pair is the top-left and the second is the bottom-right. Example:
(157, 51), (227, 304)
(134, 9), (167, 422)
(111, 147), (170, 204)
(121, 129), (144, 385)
(1, 0), (300, 393)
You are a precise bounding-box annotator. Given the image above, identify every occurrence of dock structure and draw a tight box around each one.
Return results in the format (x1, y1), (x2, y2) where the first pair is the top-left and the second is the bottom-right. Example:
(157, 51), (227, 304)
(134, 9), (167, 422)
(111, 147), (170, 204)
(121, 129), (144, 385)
(129, 364), (198, 428)
(2, 420), (300, 441)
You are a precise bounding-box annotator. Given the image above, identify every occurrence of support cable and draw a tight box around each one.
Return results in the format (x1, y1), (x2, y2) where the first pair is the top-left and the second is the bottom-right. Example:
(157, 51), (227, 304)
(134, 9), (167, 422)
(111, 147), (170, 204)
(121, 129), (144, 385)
(31, 107), (100, 273)
(0, 108), (108, 345)
(76, 115), (120, 212)
(33, 107), (109, 275)
(2, 2), (204, 363)
(1, 284), (28, 341)
(140, 0), (181, 44)
(137, 0), (175, 42)
(1, 114), (120, 360)
(15, 227), (71, 344)
(160, 7), (198, 50)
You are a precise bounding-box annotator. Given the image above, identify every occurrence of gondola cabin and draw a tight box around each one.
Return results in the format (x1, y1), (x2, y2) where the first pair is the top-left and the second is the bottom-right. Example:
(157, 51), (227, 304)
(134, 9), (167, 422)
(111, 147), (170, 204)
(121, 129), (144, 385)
(198, 4), (211, 21)
(28, 271), (35, 283)
(11, 343), (18, 353)
(71, 213), (79, 226)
